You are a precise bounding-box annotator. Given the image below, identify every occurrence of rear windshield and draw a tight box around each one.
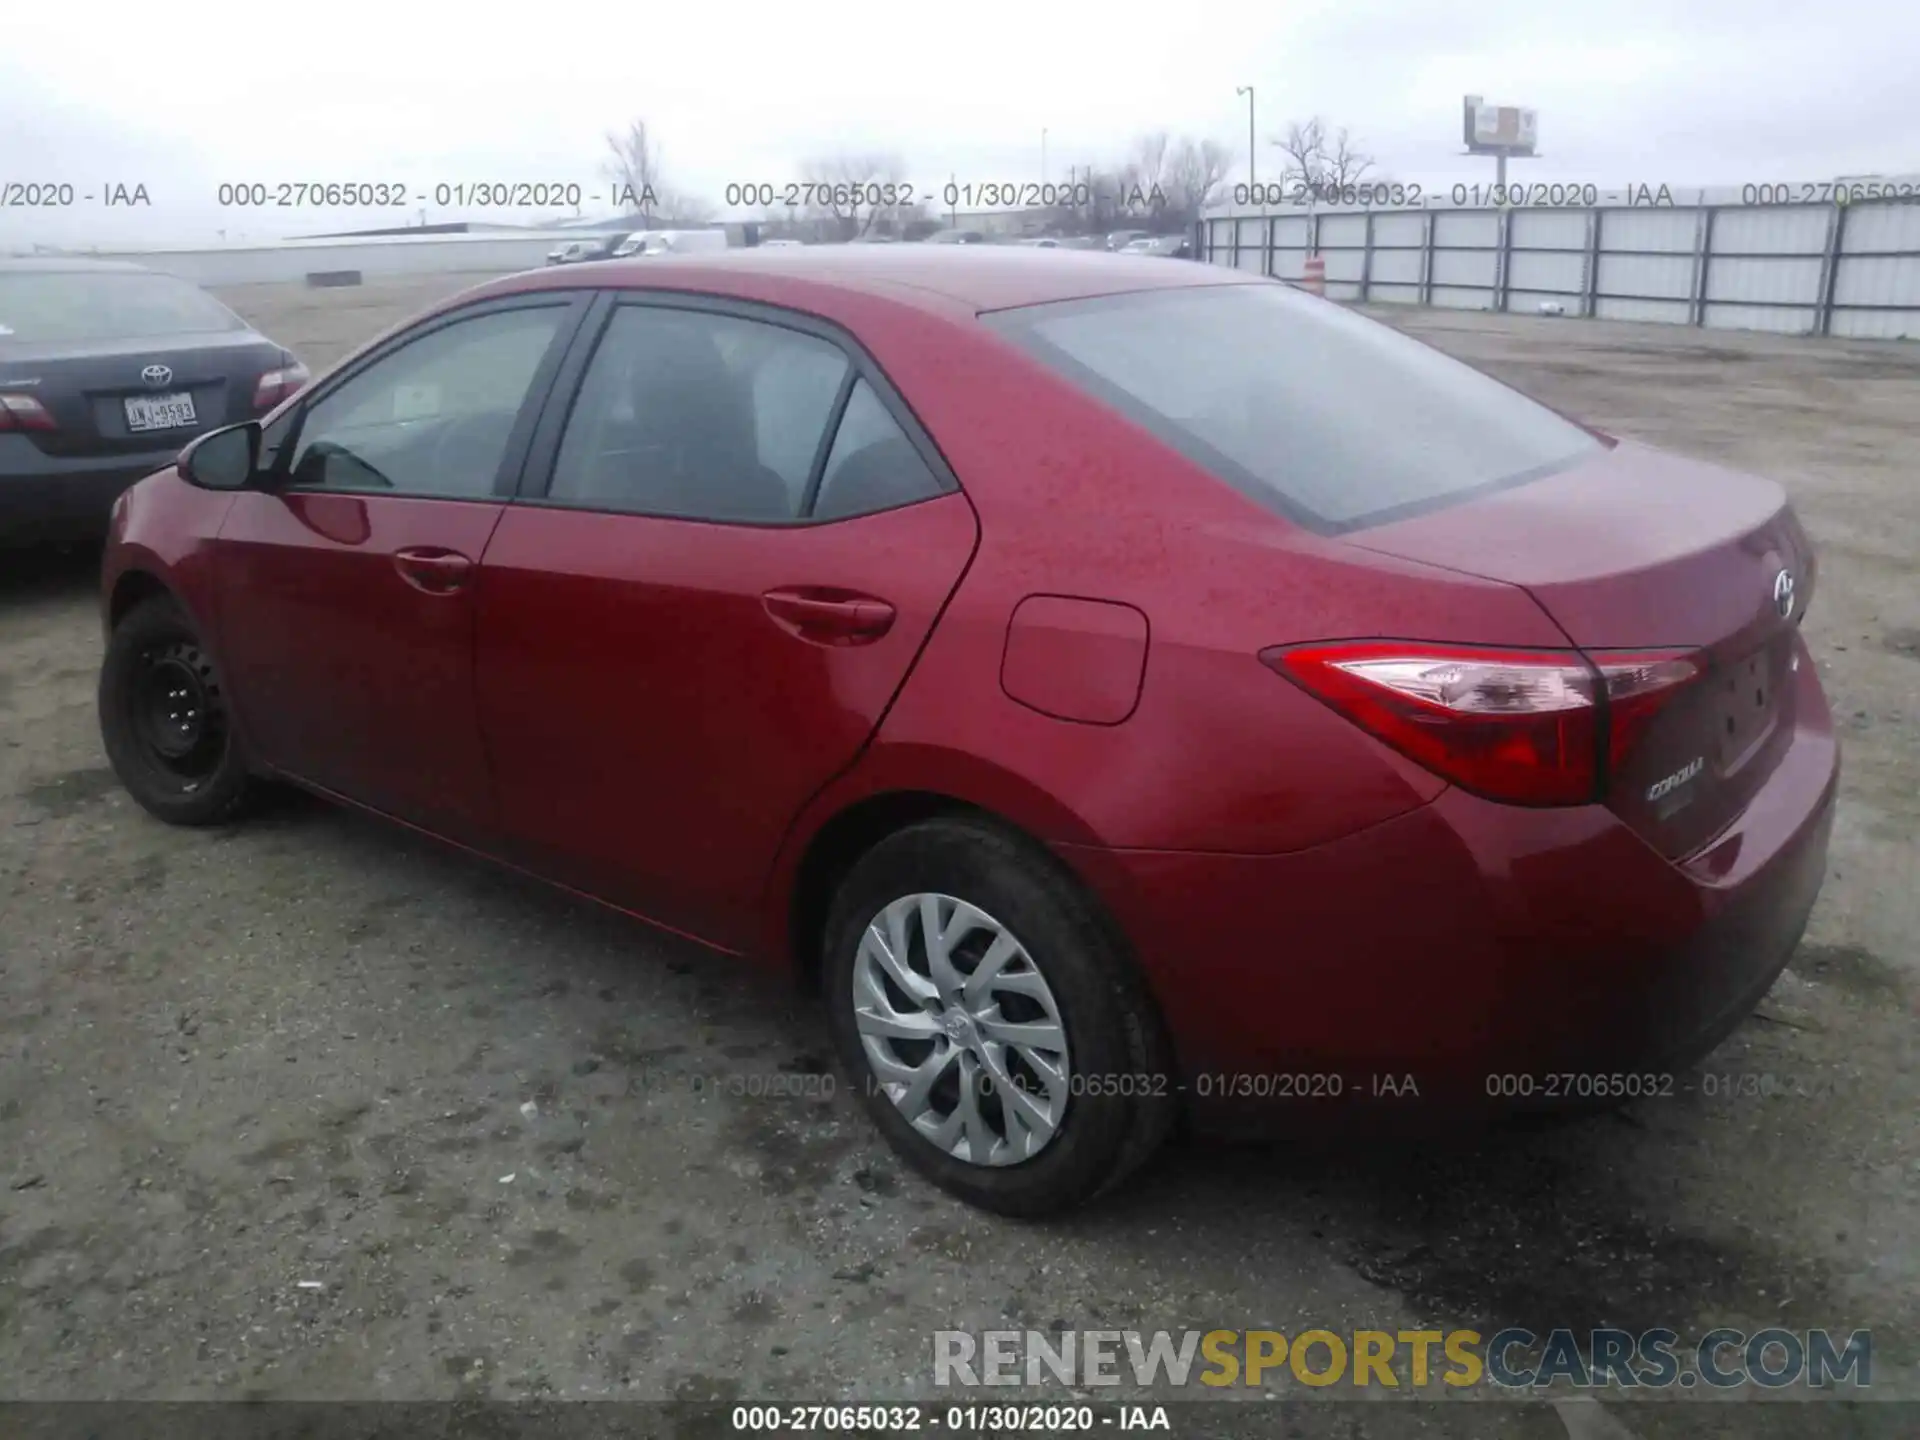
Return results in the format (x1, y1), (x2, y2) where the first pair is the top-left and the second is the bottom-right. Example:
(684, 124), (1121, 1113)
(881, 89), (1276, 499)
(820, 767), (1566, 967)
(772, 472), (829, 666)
(0, 271), (247, 345)
(984, 283), (1602, 531)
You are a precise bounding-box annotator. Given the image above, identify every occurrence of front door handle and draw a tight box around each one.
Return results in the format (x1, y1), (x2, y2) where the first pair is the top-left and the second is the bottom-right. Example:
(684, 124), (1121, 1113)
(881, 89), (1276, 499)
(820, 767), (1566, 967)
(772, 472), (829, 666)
(393, 547), (474, 594)
(762, 587), (897, 645)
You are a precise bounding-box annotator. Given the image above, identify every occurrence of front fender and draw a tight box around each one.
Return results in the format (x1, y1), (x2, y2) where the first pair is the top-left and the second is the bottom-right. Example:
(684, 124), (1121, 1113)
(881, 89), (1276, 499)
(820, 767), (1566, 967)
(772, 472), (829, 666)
(101, 469), (235, 640)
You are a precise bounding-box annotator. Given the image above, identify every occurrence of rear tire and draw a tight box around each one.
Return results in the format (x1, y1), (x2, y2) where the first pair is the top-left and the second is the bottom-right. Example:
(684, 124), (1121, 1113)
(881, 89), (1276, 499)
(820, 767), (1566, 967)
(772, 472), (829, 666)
(99, 595), (257, 827)
(822, 816), (1175, 1216)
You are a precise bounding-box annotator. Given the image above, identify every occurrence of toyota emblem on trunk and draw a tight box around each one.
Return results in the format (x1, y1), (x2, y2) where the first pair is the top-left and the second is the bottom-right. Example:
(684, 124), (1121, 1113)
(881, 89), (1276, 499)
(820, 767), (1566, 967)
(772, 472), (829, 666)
(1773, 568), (1795, 619)
(141, 364), (173, 387)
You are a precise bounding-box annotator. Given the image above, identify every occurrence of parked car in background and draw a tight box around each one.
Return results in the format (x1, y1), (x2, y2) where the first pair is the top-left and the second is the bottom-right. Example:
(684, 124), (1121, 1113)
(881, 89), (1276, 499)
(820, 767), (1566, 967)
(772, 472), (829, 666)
(0, 258), (306, 548)
(923, 229), (988, 245)
(1018, 238), (1062, 248)
(1104, 229), (1152, 251)
(547, 236), (624, 265)
(613, 230), (730, 258)
(759, 238), (807, 249)
(1123, 234), (1195, 259)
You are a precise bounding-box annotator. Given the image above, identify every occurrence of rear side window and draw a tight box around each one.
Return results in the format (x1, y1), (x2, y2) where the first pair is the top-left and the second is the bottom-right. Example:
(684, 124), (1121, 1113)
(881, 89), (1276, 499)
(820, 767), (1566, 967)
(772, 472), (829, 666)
(812, 380), (946, 521)
(985, 283), (1602, 531)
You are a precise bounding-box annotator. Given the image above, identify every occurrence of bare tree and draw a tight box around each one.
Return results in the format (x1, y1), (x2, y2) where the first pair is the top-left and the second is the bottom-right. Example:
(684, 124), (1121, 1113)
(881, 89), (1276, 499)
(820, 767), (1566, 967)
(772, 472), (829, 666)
(602, 120), (666, 223)
(1269, 117), (1376, 199)
(798, 152), (909, 239)
(1322, 127), (1375, 189)
(1054, 139), (1219, 238)
(1130, 132), (1172, 189)
(1161, 137), (1234, 224)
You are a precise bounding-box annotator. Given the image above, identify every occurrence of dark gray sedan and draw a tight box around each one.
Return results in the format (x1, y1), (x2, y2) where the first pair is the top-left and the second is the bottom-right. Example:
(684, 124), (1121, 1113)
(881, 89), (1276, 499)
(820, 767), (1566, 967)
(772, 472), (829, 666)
(0, 258), (305, 547)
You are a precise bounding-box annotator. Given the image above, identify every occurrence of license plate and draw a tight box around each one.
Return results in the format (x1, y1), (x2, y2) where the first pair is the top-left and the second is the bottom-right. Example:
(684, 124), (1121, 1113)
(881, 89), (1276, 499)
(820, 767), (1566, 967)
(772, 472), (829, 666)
(125, 392), (197, 432)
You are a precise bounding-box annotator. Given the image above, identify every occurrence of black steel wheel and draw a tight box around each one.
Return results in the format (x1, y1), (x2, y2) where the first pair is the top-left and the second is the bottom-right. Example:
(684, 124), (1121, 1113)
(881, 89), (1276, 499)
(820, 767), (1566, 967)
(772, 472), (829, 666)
(99, 595), (257, 826)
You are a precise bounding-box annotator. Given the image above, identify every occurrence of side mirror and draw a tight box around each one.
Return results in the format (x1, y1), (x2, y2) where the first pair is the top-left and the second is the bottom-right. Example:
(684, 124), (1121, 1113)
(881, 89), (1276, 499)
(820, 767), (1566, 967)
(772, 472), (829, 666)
(178, 421), (262, 491)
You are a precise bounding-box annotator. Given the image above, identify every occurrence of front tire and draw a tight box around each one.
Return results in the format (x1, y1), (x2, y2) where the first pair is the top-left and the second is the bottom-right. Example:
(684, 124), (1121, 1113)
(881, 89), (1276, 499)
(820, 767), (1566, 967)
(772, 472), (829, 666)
(822, 816), (1174, 1216)
(99, 595), (257, 827)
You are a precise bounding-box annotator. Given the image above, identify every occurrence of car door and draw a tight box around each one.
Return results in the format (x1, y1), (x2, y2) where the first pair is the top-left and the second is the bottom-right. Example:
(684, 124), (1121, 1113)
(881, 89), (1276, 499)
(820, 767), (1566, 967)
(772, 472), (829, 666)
(213, 293), (588, 843)
(474, 295), (979, 951)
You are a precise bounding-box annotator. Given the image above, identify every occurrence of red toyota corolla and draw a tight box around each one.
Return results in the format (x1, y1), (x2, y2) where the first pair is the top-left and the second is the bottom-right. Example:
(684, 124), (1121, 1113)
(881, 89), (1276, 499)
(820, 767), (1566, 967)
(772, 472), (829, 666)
(97, 248), (1838, 1214)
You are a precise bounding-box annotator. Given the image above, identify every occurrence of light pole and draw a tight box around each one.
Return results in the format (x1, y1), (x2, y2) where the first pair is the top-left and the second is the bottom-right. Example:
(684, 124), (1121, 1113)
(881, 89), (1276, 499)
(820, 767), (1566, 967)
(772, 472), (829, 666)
(1235, 86), (1256, 187)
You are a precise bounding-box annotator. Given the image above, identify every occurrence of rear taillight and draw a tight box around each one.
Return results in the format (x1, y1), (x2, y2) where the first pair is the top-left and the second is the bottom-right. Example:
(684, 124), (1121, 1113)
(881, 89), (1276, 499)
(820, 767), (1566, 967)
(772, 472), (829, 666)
(253, 364), (310, 412)
(1263, 642), (1698, 807)
(0, 393), (56, 431)
(1590, 653), (1700, 772)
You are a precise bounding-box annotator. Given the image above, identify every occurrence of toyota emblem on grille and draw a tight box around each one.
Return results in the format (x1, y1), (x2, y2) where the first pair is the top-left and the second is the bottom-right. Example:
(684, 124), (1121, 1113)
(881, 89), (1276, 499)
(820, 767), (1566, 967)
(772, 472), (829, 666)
(141, 364), (173, 388)
(1773, 568), (1795, 620)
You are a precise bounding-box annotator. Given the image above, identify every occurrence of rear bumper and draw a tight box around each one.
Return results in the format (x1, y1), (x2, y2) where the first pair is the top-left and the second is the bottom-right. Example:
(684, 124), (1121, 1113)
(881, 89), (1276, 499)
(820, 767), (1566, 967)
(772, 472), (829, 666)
(0, 438), (178, 546)
(1057, 643), (1840, 1129)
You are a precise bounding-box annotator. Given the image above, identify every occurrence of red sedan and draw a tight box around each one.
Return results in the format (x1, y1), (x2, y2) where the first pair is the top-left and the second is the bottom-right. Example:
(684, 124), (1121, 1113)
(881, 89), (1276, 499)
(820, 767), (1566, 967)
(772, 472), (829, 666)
(96, 248), (1838, 1215)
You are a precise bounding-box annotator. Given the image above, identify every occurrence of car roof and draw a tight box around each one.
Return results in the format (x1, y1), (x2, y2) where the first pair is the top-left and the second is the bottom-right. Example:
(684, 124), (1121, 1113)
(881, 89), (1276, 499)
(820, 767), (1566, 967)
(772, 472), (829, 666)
(0, 256), (154, 274)
(471, 244), (1249, 315)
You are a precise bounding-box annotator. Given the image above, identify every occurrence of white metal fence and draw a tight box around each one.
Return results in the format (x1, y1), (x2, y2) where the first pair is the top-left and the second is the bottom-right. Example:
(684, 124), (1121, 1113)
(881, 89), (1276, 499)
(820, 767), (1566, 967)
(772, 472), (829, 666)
(37, 232), (563, 289)
(1196, 178), (1920, 340)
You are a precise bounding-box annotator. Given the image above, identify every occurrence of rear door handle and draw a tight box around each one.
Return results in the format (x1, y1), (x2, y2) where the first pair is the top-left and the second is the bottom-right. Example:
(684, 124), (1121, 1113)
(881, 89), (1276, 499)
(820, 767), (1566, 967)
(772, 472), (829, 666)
(393, 547), (474, 594)
(762, 587), (896, 645)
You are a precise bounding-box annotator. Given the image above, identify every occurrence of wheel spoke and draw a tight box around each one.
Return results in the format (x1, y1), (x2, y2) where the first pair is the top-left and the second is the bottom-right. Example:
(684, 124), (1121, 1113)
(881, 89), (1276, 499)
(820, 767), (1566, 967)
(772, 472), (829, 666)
(978, 1042), (1062, 1140)
(860, 918), (938, 1007)
(884, 899), (917, 987)
(918, 894), (966, 1000)
(961, 930), (1023, 1007)
(854, 999), (939, 1042)
(977, 1015), (1066, 1052)
(953, 1052), (1000, 1164)
(897, 1040), (958, 1119)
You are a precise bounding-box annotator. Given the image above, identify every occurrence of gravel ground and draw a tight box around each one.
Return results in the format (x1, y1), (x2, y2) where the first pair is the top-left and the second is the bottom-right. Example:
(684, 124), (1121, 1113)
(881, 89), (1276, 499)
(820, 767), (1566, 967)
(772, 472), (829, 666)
(0, 271), (1915, 1436)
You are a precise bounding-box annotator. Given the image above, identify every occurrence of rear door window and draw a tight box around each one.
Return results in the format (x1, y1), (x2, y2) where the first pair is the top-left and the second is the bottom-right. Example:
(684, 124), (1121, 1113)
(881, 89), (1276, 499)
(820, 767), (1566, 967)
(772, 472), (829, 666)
(984, 283), (1602, 531)
(546, 305), (849, 521)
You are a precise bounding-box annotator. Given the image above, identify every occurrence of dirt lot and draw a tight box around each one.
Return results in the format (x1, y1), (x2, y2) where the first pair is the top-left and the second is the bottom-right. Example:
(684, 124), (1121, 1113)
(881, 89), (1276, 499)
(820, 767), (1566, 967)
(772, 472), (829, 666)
(1, 271), (1916, 1435)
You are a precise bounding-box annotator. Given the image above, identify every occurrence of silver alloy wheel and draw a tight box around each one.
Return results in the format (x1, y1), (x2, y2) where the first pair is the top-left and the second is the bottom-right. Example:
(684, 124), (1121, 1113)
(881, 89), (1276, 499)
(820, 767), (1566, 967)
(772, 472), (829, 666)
(851, 892), (1071, 1166)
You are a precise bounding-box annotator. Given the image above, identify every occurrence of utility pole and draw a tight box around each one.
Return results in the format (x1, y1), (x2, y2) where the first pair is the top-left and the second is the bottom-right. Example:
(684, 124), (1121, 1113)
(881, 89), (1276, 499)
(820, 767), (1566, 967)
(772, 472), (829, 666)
(1236, 86), (1257, 186)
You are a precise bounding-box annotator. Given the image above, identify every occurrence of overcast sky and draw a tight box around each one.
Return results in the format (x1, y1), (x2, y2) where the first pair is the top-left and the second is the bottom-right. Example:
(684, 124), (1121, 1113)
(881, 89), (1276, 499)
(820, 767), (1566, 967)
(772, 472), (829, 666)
(4, 0), (1916, 247)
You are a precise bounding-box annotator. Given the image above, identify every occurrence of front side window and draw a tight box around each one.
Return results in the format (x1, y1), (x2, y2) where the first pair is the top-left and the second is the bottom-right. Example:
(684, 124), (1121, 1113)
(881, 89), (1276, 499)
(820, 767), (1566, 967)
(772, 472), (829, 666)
(548, 306), (850, 522)
(285, 306), (565, 497)
(986, 282), (1602, 531)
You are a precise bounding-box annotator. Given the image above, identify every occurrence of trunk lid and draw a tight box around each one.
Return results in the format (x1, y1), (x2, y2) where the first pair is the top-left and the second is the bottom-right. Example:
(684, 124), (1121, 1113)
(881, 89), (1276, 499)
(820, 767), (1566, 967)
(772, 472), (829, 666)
(0, 332), (288, 459)
(1348, 441), (1816, 859)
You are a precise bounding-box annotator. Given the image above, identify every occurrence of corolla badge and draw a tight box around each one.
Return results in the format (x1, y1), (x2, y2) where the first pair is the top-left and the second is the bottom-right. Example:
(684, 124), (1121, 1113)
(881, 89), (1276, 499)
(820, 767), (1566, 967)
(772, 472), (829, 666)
(1773, 568), (1795, 620)
(1647, 756), (1705, 803)
(141, 364), (173, 387)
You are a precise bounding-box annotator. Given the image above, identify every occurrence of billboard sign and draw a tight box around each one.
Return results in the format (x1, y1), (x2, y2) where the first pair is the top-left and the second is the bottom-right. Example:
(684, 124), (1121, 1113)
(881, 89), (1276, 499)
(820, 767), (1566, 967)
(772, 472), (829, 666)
(1463, 96), (1539, 155)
